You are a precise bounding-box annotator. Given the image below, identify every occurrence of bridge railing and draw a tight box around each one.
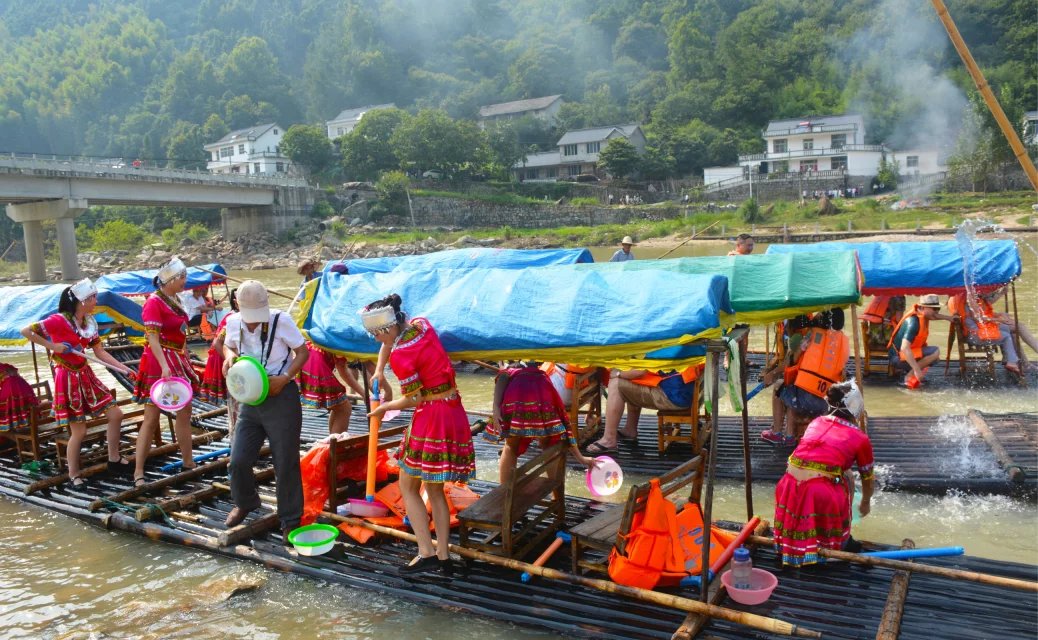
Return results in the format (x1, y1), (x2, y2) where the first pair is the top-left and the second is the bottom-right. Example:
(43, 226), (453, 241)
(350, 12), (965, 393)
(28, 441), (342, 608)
(0, 152), (309, 188)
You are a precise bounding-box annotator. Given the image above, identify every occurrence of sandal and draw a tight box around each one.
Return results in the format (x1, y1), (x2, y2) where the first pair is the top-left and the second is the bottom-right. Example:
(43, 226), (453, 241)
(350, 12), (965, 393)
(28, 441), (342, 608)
(583, 441), (618, 456)
(1005, 362), (1022, 375)
(107, 457), (133, 476)
(133, 476), (148, 487)
(618, 430), (639, 443)
(69, 475), (88, 488)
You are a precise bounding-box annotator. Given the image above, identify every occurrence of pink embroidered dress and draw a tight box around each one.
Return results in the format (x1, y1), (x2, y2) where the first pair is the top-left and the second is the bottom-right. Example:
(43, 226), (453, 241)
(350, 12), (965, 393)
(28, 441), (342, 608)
(0, 363), (37, 432)
(298, 342), (350, 409)
(31, 313), (114, 427)
(198, 314), (231, 403)
(486, 364), (575, 450)
(773, 414), (874, 567)
(389, 318), (475, 483)
(133, 291), (199, 404)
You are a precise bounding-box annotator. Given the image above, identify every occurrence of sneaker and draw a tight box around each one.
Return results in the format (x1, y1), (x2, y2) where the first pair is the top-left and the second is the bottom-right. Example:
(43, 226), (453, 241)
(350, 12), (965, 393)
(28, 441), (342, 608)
(760, 430), (794, 445)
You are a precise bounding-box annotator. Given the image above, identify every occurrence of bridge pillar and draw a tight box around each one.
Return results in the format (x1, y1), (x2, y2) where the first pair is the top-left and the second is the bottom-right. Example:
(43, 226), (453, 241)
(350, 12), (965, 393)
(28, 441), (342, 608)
(6, 198), (88, 282)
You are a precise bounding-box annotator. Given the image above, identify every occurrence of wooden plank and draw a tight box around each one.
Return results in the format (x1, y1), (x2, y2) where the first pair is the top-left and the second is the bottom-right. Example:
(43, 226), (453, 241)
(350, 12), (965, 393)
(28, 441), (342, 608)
(968, 409), (1025, 483)
(218, 511), (280, 546)
(459, 475), (557, 525)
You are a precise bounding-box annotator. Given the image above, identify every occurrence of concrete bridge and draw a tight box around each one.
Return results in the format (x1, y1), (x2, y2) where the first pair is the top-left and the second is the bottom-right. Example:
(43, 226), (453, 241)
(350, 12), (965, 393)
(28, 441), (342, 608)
(0, 153), (315, 282)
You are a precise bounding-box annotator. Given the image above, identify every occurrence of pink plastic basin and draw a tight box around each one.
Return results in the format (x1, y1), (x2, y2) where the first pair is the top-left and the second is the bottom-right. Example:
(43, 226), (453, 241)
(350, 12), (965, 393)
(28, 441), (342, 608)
(348, 498), (390, 518)
(721, 567), (778, 605)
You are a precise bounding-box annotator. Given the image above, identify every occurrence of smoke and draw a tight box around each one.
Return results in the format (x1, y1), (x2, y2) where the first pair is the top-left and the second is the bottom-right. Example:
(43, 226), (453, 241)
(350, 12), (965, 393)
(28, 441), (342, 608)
(843, 0), (969, 152)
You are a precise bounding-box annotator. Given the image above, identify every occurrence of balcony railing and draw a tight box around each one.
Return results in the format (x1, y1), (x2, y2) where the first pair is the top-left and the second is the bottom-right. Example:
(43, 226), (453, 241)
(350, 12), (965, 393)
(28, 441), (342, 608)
(704, 169), (847, 192)
(764, 122), (859, 138)
(740, 144), (885, 163)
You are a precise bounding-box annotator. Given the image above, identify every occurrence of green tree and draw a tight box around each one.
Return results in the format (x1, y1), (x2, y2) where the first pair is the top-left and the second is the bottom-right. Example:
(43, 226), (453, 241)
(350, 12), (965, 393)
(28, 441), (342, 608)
(280, 124), (334, 175)
(390, 109), (486, 176)
(639, 143), (676, 180)
(87, 219), (151, 252)
(165, 120), (208, 170)
(598, 137), (641, 179)
(340, 107), (410, 181)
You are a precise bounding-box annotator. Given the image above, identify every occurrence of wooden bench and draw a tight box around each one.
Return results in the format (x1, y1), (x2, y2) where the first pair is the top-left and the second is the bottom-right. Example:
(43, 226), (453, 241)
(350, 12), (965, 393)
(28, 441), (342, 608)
(53, 404), (165, 469)
(656, 380), (706, 454)
(325, 423), (407, 512)
(945, 316), (997, 378)
(570, 454), (704, 575)
(458, 442), (567, 559)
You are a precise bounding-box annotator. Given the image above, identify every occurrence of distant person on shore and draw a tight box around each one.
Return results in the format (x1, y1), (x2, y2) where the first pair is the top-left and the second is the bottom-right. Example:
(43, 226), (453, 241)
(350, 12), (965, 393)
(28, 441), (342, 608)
(610, 236), (636, 262)
(728, 233), (755, 256)
(887, 294), (951, 387)
(21, 279), (128, 486)
(297, 258), (321, 285)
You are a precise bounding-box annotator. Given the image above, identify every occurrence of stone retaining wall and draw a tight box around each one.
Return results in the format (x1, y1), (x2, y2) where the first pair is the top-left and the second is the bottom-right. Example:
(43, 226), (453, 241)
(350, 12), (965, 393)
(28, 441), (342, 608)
(386, 197), (685, 228)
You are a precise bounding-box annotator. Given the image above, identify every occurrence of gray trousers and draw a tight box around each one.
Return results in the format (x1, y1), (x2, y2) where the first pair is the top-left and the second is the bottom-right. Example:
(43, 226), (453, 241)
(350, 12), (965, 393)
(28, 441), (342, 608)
(229, 380), (303, 529)
(965, 317), (1018, 365)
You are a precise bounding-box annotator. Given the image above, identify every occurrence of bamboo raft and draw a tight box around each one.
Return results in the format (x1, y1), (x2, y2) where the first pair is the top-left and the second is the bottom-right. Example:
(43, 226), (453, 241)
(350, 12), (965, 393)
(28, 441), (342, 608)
(0, 429), (1035, 640)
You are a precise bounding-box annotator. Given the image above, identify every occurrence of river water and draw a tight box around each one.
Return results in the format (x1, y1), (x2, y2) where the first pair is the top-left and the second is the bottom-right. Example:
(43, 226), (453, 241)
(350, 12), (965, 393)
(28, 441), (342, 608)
(1, 237), (1036, 639)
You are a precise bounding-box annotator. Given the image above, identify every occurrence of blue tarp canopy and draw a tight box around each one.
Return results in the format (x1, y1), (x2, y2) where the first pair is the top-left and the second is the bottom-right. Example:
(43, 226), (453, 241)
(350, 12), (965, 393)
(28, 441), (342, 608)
(299, 265), (732, 369)
(95, 263), (227, 296)
(766, 240), (1021, 295)
(321, 248), (593, 275)
(0, 284), (145, 346)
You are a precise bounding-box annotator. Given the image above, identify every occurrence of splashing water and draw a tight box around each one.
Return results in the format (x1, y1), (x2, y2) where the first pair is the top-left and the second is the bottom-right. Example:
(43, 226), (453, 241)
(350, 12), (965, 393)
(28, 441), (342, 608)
(930, 414), (1002, 478)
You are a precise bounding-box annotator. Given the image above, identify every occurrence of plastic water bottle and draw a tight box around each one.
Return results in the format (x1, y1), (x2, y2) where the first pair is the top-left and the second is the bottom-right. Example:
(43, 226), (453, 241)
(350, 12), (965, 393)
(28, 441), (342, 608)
(731, 547), (753, 590)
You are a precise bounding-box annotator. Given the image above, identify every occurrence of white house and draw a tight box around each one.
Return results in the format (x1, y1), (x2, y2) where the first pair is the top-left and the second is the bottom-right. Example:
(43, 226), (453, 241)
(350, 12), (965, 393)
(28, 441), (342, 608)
(204, 123), (292, 175)
(513, 124), (646, 181)
(1023, 110), (1038, 147)
(704, 114), (945, 188)
(326, 103), (396, 140)
(478, 95), (564, 129)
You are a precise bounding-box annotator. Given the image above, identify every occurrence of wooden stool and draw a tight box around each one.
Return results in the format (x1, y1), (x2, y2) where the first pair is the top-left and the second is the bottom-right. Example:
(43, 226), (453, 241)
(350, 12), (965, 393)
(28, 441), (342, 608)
(656, 409), (700, 454)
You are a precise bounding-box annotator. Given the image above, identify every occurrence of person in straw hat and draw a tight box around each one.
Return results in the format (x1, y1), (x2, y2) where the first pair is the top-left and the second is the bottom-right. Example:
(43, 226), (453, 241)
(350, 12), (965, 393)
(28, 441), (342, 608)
(610, 235), (636, 262)
(21, 278), (128, 486)
(132, 256), (200, 484)
(887, 293), (951, 387)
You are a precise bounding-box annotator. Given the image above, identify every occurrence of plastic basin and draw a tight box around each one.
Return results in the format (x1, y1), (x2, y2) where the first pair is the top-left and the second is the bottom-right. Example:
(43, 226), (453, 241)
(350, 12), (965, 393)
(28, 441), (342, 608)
(287, 523), (340, 556)
(721, 567), (778, 605)
(348, 498), (390, 518)
(586, 456), (624, 497)
(226, 355), (269, 406)
(149, 377), (193, 411)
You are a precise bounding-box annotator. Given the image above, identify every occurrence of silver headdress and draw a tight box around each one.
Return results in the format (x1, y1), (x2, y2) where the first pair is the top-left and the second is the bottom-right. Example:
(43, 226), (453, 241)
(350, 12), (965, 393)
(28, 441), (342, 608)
(157, 256), (187, 285)
(69, 278), (97, 302)
(360, 306), (398, 334)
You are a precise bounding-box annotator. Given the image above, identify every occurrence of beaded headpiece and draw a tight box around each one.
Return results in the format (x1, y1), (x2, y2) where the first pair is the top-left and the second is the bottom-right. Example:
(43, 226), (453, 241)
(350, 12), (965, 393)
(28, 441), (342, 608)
(360, 306), (398, 334)
(157, 256), (187, 285)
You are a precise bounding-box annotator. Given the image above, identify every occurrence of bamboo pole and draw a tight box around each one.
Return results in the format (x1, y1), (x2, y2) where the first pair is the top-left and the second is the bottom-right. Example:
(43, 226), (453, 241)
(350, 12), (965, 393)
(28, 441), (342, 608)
(218, 511), (280, 547)
(135, 467), (277, 521)
(321, 511), (821, 639)
(671, 580), (728, 640)
(967, 409), (1024, 483)
(929, 0), (1038, 191)
(738, 333), (753, 520)
(88, 443), (255, 511)
(194, 266), (296, 301)
(656, 220), (720, 260)
(746, 534), (1038, 592)
(700, 347), (722, 603)
(850, 303), (867, 432)
(24, 429), (223, 494)
(876, 539), (915, 640)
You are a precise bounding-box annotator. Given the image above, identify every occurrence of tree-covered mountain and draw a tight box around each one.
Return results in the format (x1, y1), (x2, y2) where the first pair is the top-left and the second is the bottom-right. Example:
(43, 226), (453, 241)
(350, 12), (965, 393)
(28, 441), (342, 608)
(0, 0), (1033, 176)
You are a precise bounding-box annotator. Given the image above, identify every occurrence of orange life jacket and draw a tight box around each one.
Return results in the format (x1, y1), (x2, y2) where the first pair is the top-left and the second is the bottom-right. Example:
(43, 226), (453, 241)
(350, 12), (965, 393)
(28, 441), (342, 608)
(861, 296), (894, 324)
(948, 293), (1001, 342)
(887, 305), (930, 359)
(540, 362), (596, 390)
(629, 365), (703, 388)
(607, 480), (736, 589)
(794, 327), (850, 398)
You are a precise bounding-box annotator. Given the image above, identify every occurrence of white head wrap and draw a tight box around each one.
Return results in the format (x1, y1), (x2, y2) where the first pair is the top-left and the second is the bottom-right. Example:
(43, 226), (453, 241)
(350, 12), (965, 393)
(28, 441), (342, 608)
(360, 306), (398, 334)
(157, 256), (187, 285)
(69, 278), (97, 302)
(830, 380), (864, 419)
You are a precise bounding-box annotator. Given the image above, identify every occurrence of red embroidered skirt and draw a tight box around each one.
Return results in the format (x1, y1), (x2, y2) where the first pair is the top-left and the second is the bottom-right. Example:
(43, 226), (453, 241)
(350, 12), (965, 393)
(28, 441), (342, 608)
(773, 473), (850, 567)
(198, 347), (226, 403)
(53, 362), (114, 427)
(298, 345), (348, 410)
(398, 394), (475, 483)
(0, 364), (36, 432)
(133, 346), (199, 405)
(486, 368), (574, 446)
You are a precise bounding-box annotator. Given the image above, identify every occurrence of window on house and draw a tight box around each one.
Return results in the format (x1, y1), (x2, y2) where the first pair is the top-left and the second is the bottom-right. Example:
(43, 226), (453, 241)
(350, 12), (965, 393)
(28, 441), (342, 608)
(563, 144), (578, 156)
(212, 152), (219, 161)
(906, 155), (919, 168)
(802, 138), (814, 151)
(273, 129), (278, 135)
(586, 141), (600, 154)
(800, 160), (817, 172)
(527, 170), (539, 180)
(220, 146), (233, 158)
(276, 162), (285, 173)
(238, 144), (245, 154)
(568, 165), (580, 176)
(773, 139), (787, 153)
(337, 128), (344, 137)
(831, 134), (846, 149)
(254, 163), (261, 173)
(773, 161), (789, 173)
(546, 167), (557, 178)
(831, 156), (848, 171)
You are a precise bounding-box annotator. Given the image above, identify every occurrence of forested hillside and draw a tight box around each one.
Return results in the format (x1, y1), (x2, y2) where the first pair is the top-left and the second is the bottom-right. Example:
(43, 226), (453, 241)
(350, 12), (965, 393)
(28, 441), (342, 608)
(0, 0), (1033, 176)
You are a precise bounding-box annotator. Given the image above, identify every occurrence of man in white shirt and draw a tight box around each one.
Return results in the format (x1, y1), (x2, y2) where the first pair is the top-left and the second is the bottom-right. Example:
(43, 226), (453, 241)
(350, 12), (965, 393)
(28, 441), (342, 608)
(610, 236), (636, 262)
(222, 280), (309, 541)
(178, 287), (216, 327)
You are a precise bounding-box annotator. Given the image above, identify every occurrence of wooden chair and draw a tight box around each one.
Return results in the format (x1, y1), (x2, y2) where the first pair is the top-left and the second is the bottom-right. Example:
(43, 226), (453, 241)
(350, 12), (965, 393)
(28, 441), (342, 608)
(325, 423), (407, 512)
(458, 442), (567, 559)
(13, 381), (58, 462)
(945, 317), (996, 378)
(860, 319), (896, 378)
(53, 404), (166, 469)
(655, 380), (705, 454)
(570, 454), (705, 575)
(569, 368), (604, 444)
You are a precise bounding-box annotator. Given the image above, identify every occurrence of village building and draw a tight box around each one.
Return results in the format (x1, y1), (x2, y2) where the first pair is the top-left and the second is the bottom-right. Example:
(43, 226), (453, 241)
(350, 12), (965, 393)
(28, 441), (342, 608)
(512, 124), (646, 182)
(478, 95), (564, 129)
(203, 123), (293, 175)
(326, 103), (396, 140)
(1023, 110), (1038, 147)
(704, 114), (944, 189)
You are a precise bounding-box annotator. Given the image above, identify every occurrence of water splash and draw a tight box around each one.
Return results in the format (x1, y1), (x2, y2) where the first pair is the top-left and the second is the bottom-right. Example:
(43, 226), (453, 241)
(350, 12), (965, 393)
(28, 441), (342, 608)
(930, 414), (1002, 478)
